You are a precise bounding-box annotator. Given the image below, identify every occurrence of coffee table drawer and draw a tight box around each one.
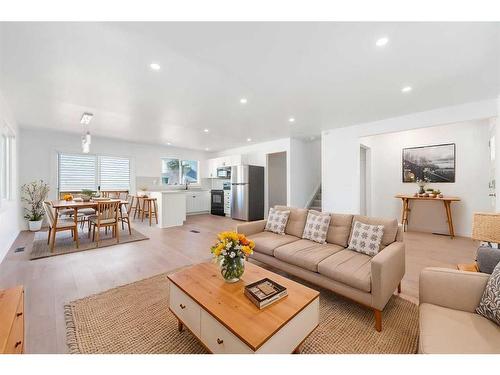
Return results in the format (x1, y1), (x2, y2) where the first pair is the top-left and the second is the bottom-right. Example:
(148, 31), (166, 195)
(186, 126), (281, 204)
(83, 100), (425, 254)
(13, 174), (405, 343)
(169, 283), (201, 337)
(200, 309), (253, 354)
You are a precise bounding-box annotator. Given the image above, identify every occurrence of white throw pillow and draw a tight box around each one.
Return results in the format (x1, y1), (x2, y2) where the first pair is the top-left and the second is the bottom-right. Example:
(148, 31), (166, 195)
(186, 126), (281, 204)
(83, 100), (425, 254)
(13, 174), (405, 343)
(265, 208), (290, 235)
(348, 221), (384, 256)
(302, 210), (331, 244)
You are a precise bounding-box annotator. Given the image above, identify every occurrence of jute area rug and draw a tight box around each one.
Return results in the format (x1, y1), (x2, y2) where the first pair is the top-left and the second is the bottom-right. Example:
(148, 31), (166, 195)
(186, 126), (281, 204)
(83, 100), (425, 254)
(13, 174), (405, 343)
(65, 271), (419, 354)
(30, 228), (149, 260)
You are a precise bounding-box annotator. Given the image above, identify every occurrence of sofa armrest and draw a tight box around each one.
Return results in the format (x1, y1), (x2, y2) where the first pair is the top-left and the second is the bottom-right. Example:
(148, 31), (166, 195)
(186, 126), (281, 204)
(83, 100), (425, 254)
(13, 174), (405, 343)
(419, 267), (489, 313)
(371, 241), (406, 310)
(236, 220), (267, 236)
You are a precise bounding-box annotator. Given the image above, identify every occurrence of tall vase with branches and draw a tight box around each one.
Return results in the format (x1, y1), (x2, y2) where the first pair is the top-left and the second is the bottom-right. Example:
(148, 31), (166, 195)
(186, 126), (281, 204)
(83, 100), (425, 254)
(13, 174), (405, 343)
(21, 180), (50, 231)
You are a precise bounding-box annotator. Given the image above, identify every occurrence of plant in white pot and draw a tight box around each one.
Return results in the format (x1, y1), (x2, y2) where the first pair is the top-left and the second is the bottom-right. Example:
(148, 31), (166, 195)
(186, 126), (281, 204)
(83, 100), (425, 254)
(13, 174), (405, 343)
(21, 180), (50, 232)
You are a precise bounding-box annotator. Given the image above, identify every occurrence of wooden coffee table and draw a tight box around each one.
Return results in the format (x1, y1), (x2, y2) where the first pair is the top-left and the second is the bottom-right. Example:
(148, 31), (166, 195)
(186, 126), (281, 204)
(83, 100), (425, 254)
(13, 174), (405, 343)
(167, 261), (320, 354)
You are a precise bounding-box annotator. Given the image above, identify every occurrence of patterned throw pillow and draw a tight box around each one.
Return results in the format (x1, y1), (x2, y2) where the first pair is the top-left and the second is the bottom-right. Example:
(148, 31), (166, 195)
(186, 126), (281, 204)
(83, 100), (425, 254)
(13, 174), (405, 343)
(476, 262), (500, 326)
(265, 208), (290, 235)
(347, 221), (384, 256)
(302, 211), (331, 244)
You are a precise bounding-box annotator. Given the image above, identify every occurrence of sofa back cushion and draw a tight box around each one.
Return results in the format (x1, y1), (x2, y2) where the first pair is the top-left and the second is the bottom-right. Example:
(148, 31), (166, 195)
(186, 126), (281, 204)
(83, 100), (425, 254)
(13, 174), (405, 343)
(351, 215), (398, 246)
(325, 213), (354, 247)
(275, 205), (308, 238)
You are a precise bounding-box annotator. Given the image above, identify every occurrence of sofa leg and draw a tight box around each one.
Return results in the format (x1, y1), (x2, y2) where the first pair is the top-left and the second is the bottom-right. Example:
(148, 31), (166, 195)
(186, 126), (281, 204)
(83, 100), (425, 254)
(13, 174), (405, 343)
(397, 282), (401, 294)
(374, 309), (382, 332)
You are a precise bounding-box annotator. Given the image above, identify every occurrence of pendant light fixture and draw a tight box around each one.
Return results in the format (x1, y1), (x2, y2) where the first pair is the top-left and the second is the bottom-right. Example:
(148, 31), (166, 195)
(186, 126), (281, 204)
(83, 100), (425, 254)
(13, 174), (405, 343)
(80, 112), (93, 153)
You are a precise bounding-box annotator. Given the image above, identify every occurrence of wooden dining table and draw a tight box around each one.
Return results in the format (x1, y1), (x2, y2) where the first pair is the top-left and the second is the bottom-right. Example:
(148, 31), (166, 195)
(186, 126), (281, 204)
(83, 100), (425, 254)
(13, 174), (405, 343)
(50, 199), (129, 248)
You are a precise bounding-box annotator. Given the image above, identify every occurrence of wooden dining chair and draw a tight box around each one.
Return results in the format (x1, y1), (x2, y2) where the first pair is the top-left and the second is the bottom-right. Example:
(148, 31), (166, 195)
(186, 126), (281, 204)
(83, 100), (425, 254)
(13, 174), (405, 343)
(118, 195), (133, 235)
(89, 201), (120, 247)
(43, 202), (78, 252)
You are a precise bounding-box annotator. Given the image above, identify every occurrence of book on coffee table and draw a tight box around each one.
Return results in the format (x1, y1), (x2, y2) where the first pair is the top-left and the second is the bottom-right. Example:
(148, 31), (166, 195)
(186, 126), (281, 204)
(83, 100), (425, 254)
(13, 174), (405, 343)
(244, 278), (288, 309)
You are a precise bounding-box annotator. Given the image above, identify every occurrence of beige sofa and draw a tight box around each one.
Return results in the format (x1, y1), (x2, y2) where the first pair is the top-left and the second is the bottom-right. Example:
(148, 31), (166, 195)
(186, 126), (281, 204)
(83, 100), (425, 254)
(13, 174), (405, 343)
(419, 268), (500, 353)
(236, 205), (405, 331)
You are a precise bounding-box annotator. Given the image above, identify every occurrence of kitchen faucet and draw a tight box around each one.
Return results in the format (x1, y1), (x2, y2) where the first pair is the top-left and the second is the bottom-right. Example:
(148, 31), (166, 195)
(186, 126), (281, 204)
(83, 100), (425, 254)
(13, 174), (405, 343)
(185, 180), (190, 190)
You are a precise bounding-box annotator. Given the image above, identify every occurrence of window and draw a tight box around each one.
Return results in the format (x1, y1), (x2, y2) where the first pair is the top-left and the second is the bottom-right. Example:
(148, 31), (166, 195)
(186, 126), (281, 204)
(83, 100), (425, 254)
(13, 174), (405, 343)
(161, 158), (199, 185)
(99, 156), (130, 191)
(58, 153), (130, 192)
(0, 130), (14, 202)
(58, 153), (97, 192)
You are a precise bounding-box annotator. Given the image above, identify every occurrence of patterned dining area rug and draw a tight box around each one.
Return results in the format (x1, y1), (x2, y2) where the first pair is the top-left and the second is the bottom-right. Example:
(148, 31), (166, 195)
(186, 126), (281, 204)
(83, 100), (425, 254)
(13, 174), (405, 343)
(30, 228), (149, 260)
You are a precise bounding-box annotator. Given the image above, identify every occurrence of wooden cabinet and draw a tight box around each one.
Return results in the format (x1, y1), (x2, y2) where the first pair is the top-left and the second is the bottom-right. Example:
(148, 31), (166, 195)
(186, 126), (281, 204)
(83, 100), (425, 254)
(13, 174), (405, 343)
(186, 191), (210, 214)
(0, 286), (24, 354)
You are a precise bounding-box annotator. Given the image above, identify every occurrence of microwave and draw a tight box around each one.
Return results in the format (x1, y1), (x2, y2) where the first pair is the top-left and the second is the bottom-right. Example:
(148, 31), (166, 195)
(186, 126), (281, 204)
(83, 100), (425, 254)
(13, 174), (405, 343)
(217, 167), (231, 179)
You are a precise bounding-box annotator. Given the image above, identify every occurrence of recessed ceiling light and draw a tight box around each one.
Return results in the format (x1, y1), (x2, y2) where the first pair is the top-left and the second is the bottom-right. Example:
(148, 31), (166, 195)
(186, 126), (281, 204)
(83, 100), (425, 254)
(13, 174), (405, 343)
(166, 142), (171, 146)
(376, 37), (389, 47)
(205, 147), (210, 151)
(203, 128), (209, 133)
(288, 117), (295, 123)
(240, 98), (248, 104)
(80, 112), (94, 125)
(247, 138), (252, 142)
(150, 62), (161, 71)
(401, 86), (413, 93)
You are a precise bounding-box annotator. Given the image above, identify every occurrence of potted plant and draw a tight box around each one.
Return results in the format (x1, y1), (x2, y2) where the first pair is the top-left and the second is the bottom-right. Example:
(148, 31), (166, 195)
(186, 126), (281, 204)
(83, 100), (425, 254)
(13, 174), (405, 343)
(211, 231), (255, 283)
(21, 180), (50, 232)
(81, 189), (96, 202)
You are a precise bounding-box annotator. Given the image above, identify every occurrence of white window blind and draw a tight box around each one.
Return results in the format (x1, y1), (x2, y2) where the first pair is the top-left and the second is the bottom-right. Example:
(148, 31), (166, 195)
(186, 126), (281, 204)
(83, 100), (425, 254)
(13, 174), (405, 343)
(58, 153), (97, 192)
(99, 156), (130, 190)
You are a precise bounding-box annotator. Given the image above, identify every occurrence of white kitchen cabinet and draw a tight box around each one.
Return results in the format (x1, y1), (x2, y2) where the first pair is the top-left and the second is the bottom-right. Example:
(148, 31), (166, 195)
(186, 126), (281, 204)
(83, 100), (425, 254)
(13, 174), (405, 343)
(186, 191), (210, 214)
(202, 155), (247, 178)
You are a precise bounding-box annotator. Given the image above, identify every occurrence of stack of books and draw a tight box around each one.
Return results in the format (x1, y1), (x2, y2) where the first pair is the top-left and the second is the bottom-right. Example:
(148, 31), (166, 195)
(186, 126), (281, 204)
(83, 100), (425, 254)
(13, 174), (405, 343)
(244, 278), (288, 309)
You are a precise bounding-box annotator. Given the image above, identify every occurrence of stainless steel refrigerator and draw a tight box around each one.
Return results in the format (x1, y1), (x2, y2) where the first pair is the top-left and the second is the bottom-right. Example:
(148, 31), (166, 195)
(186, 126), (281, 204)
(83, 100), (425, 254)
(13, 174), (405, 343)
(231, 165), (264, 221)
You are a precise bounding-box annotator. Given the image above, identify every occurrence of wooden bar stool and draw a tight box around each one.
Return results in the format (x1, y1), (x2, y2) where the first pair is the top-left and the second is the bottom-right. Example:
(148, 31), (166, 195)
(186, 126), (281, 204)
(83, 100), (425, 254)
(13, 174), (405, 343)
(141, 197), (158, 226)
(133, 196), (145, 220)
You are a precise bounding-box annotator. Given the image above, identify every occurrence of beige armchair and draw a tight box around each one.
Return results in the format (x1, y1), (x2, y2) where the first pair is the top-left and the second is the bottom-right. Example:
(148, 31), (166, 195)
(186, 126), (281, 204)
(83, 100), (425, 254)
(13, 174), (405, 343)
(419, 267), (500, 353)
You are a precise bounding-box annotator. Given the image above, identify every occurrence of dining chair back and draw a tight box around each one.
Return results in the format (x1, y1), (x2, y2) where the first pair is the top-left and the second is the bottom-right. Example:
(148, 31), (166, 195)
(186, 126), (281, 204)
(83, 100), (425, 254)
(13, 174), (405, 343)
(95, 201), (120, 222)
(89, 200), (121, 246)
(43, 201), (55, 227)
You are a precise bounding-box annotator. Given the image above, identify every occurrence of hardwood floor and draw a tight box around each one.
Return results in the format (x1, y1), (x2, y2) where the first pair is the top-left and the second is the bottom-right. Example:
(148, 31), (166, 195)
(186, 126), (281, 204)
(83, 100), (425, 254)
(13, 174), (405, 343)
(0, 214), (478, 353)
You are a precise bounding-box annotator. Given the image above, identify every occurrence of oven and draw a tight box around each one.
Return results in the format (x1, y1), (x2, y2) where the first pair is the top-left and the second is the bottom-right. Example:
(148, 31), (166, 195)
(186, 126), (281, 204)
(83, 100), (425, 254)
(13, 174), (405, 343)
(211, 189), (225, 216)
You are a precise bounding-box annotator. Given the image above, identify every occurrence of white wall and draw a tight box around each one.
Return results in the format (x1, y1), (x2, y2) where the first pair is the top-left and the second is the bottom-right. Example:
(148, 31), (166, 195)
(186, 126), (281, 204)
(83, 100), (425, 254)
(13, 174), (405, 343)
(322, 99), (499, 216)
(0, 90), (20, 262)
(360, 120), (491, 237)
(18, 128), (209, 216)
(496, 97), (500, 211)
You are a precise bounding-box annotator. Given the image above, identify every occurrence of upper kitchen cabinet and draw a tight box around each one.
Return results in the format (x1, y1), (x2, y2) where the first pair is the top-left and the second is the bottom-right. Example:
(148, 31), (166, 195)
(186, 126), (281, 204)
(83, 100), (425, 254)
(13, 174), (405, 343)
(201, 154), (248, 178)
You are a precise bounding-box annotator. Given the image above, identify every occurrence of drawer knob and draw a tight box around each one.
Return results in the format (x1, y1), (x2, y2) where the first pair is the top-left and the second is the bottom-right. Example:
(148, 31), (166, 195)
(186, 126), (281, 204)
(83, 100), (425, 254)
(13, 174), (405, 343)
(217, 338), (224, 345)
(179, 304), (186, 309)
(15, 341), (22, 348)
(16, 312), (23, 317)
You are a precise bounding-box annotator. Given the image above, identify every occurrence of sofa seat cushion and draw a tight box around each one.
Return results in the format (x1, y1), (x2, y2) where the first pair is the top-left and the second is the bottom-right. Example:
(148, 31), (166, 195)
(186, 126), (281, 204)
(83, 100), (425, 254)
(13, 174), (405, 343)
(317, 249), (372, 292)
(274, 241), (344, 272)
(419, 303), (500, 354)
(247, 232), (299, 256)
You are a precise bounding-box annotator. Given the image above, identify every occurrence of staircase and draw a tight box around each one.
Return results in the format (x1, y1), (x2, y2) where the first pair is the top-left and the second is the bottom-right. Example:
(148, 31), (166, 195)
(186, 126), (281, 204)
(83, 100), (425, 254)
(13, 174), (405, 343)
(309, 187), (322, 211)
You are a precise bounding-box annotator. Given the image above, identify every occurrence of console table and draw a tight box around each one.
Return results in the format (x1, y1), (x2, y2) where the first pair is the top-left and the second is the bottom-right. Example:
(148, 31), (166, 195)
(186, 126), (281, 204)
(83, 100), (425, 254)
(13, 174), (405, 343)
(395, 195), (461, 238)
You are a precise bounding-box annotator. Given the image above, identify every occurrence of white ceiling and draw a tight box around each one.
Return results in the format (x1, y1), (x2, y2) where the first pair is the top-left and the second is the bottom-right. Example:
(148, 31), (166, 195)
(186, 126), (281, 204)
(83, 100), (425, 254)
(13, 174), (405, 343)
(0, 22), (499, 151)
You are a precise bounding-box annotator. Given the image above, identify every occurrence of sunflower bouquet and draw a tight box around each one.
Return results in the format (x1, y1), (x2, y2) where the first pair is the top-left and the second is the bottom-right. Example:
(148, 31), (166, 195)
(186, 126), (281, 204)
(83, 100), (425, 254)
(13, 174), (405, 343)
(211, 231), (255, 283)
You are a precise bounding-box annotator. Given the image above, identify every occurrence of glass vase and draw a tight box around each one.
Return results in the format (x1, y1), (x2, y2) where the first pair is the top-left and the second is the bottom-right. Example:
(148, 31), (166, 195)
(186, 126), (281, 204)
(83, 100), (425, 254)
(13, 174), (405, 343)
(219, 256), (245, 283)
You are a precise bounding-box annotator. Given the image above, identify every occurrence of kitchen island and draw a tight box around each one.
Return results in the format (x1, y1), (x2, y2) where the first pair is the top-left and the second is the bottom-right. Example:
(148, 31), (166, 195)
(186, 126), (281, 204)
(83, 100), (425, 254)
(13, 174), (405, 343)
(148, 189), (211, 228)
(149, 191), (187, 228)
